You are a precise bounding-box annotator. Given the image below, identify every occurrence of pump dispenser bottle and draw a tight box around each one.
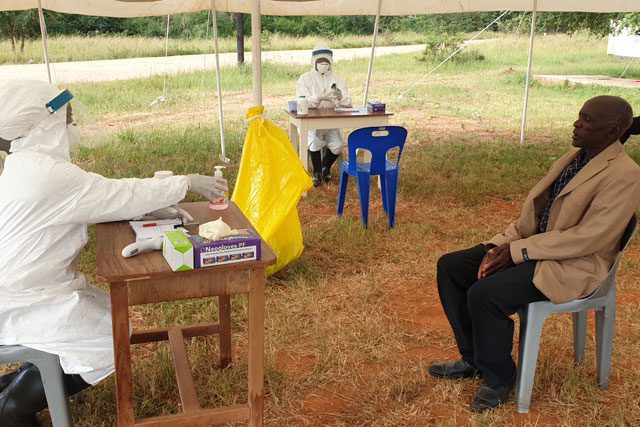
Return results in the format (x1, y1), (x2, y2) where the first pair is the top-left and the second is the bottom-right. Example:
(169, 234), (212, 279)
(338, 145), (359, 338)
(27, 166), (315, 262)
(209, 165), (229, 210)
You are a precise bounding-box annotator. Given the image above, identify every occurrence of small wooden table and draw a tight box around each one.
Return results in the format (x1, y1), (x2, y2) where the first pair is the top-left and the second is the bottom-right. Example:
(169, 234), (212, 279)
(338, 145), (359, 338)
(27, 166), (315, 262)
(286, 108), (393, 171)
(96, 202), (276, 427)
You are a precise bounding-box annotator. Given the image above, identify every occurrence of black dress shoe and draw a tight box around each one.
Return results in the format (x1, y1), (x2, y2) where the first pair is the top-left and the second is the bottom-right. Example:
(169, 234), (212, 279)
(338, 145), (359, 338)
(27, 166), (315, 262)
(428, 359), (480, 379)
(470, 383), (514, 412)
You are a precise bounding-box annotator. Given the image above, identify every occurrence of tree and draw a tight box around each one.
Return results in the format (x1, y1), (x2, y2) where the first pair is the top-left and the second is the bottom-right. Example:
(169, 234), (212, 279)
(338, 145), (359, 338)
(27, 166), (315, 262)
(503, 12), (640, 37)
(235, 13), (244, 65)
(618, 13), (640, 34)
(0, 10), (40, 53)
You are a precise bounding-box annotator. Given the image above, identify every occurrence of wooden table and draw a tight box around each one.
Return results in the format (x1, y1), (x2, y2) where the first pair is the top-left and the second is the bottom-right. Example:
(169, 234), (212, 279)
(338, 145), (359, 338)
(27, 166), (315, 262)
(286, 108), (393, 171)
(96, 202), (276, 427)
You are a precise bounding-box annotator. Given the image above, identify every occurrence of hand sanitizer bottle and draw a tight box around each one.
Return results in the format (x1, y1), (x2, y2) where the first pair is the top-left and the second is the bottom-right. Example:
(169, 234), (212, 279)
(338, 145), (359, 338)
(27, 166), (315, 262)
(209, 165), (229, 210)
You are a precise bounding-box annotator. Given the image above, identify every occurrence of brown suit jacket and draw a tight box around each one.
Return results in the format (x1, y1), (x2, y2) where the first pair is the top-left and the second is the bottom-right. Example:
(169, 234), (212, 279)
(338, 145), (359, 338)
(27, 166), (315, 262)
(487, 142), (640, 304)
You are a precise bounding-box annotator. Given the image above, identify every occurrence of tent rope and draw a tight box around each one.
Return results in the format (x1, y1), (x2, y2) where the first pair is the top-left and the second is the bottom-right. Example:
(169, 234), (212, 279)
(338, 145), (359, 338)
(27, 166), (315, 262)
(396, 10), (510, 101)
(514, 9), (527, 35)
(150, 15), (171, 107)
(608, 57), (637, 95)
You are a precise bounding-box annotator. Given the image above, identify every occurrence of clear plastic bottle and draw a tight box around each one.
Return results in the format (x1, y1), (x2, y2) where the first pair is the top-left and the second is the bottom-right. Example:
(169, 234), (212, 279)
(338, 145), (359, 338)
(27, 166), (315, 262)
(296, 95), (309, 115)
(209, 165), (229, 210)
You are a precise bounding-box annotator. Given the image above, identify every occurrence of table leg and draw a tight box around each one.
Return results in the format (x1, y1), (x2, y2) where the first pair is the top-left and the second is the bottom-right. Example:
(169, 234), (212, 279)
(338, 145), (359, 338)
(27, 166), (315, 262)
(289, 121), (299, 152)
(300, 122), (309, 171)
(247, 269), (264, 427)
(110, 282), (135, 426)
(218, 295), (232, 368)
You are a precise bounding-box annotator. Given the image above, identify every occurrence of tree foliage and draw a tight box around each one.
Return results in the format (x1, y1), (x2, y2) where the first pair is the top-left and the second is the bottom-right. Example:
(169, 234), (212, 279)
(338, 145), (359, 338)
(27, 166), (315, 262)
(0, 10), (638, 41)
(502, 12), (640, 37)
(0, 10), (40, 53)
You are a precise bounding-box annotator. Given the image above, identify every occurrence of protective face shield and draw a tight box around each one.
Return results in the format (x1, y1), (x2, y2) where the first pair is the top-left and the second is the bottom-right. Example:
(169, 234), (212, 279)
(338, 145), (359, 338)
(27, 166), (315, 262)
(66, 97), (114, 149)
(311, 42), (333, 73)
(316, 60), (331, 75)
(66, 122), (80, 147)
(0, 83), (71, 141)
(0, 80), (115, 157)
(0, 81), (74, 159)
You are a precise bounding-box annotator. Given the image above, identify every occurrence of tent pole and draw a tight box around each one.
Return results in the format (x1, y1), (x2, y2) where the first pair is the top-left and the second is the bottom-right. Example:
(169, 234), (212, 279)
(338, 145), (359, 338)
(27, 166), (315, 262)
(520, 0), (537, 145)
(162, 15), (170, 98)
(251, 0), (262, 106)
(211, 0), (229, 163)
(37, 0), (52, 84)
(363, 0), (382, 107)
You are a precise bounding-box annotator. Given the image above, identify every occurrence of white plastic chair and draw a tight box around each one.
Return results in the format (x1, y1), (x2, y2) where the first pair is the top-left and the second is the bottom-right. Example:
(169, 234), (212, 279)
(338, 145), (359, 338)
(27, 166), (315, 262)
(0, 345), (73, 427)
(515, 213), (637, 413)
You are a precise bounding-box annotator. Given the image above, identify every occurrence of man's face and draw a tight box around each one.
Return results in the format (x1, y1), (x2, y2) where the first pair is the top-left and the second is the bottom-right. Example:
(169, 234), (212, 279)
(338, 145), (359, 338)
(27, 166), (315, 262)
(572, 99), (618, 150)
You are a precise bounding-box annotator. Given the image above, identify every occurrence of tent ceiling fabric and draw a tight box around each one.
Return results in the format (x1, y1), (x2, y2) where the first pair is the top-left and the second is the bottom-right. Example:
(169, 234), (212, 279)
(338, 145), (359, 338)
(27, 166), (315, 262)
(0, 0), (639, 17)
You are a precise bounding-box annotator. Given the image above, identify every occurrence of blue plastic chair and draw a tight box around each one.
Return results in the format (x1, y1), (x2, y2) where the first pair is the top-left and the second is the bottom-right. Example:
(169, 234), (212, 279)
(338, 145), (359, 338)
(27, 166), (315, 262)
(337, 126), (407, 228)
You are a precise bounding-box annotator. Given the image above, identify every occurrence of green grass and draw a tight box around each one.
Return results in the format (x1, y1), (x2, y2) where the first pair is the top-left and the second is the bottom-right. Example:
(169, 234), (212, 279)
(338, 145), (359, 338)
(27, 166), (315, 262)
(62, 34), (639, 138)
(7, 33), (640, 426)
(0, 32), (428, 64)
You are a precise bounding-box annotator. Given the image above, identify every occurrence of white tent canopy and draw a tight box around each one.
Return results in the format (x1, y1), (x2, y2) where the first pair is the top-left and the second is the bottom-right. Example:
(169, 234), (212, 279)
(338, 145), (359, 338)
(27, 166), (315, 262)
(0, 0), (639, 16)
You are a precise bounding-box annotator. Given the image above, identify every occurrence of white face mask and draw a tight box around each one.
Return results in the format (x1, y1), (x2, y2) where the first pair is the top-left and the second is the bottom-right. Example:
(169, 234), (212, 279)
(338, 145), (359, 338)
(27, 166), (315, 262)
(66, 123), (80, 147)
(316, 63), (331, 74)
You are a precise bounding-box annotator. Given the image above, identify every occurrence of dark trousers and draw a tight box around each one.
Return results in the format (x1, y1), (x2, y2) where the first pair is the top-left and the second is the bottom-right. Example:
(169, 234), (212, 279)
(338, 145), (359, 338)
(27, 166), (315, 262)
(436, 245), (548, 388)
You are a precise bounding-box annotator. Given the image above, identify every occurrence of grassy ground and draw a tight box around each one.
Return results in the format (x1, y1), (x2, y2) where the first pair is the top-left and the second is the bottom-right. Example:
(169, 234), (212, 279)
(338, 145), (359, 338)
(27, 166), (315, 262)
(5, 33), (640, 425)
(0, 32), (426, 64)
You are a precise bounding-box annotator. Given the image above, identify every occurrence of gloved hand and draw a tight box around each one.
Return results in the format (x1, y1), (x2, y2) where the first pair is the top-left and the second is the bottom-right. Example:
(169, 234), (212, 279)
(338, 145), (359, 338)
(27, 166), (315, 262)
(620, 116), (640, 144)
(317, 89), (334, 102)
(187, 174), (228, 201)
(332, 87), (343, 101)
(139, 205), (194, 223)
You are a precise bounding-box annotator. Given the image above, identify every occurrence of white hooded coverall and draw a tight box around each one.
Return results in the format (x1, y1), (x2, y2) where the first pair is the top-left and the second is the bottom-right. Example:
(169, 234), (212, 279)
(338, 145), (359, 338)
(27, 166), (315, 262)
(0, 80), (190, 385)
(296, 44), (352, 155)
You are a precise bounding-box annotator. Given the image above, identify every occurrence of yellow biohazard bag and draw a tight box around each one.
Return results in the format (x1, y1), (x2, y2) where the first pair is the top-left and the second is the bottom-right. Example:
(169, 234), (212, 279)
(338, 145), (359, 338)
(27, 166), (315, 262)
(232, 106), (313, 276)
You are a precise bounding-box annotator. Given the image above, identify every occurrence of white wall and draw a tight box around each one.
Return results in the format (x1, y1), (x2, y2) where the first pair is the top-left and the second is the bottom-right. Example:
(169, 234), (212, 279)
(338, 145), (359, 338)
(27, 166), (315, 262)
(608, 28), (640, 58)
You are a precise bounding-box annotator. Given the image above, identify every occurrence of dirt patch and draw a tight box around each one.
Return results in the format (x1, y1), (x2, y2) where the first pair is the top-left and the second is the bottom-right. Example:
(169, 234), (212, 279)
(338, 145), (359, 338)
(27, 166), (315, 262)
(396, 110), (519, 143)
(483, 198), (522, 218)
(380, 280), (448, 332)
(295, 384), (354, 425)
(619, 291), (640, 307)
(276, 349), (317, 377)
(511, 410), (560, 425)
(401, 345), (454, 363)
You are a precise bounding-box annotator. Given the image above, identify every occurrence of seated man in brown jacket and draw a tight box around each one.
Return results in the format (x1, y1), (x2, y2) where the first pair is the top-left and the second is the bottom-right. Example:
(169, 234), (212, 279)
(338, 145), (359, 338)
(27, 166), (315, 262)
(429, 95), (640, 412)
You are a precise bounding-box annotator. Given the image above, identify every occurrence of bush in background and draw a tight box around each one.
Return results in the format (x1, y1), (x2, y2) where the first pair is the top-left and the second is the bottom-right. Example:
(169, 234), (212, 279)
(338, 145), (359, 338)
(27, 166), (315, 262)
(418, 33), (485, 64)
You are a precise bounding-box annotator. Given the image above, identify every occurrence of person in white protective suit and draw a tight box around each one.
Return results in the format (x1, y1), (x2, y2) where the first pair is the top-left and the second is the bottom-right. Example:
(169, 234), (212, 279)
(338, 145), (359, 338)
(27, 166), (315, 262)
(0, 80), (227, 427)
(296, 42), (352, 187)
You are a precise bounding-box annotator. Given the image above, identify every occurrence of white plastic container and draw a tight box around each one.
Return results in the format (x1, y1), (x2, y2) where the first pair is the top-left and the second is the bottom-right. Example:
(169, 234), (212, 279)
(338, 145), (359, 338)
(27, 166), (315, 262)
(296, 96), (309, 115)
(209, 165), (229, 210)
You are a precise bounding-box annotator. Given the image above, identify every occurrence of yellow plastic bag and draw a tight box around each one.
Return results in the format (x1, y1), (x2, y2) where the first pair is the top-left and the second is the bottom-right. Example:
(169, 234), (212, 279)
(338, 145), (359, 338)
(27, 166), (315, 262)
(232, 106), (313, 276)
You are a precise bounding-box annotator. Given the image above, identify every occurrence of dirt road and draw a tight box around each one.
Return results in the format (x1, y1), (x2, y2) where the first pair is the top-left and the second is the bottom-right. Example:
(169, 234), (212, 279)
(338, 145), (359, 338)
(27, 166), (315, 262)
(0, 45), (425, 85)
